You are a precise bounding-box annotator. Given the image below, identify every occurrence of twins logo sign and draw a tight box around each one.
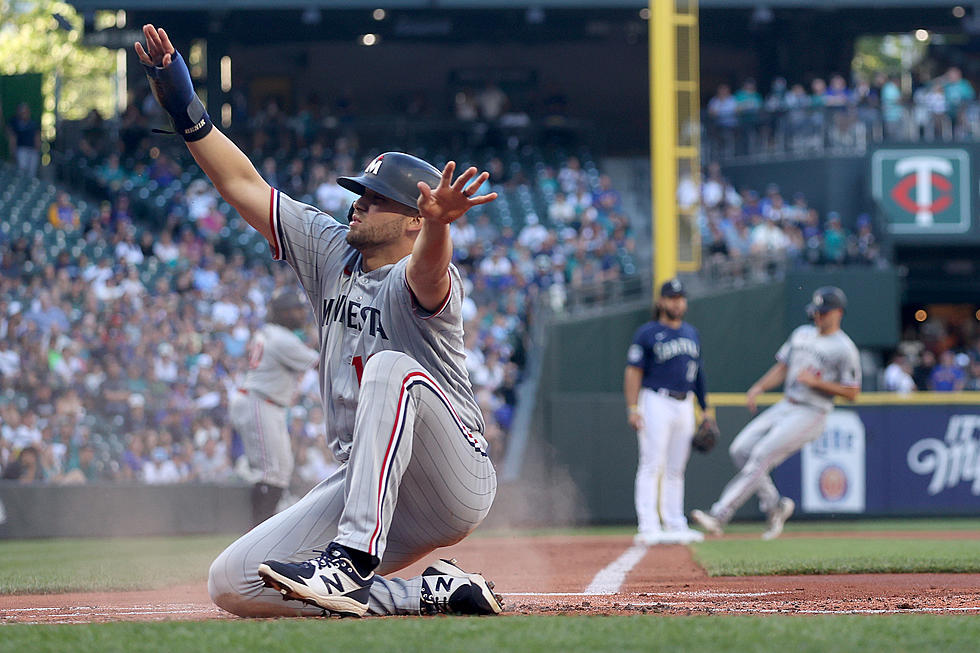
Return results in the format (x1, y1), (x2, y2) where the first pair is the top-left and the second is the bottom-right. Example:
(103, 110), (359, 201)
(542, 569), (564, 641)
(871, 149), (971, 234)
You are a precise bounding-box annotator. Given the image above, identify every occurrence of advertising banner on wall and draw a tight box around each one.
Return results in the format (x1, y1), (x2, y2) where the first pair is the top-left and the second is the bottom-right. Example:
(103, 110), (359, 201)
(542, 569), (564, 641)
(800, 410), (866, 513)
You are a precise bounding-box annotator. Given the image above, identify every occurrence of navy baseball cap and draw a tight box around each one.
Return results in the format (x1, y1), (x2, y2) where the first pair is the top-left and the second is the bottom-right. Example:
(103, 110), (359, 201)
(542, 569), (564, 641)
(660, 278), (686, 298)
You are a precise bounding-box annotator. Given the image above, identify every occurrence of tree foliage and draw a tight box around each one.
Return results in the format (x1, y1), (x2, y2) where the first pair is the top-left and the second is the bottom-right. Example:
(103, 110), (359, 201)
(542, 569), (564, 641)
(0, 0), (118, 138)
(853, 34), (926, 82)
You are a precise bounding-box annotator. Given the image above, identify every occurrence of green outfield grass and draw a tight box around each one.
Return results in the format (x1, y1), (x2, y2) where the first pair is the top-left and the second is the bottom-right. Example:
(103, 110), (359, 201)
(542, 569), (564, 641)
(2, 615), (980, 653)
(0, 535), (233, 594)
(692, 537), (980, 576)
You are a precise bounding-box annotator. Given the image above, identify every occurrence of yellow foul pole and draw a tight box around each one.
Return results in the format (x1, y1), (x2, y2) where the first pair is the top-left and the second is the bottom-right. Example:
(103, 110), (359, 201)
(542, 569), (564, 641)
(650, 0), (678, 298)
(650, 0), (701, 301)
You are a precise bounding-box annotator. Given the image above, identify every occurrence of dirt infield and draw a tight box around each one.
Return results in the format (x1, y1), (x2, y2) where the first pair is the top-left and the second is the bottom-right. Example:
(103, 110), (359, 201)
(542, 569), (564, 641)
(3, 532), (980, 623)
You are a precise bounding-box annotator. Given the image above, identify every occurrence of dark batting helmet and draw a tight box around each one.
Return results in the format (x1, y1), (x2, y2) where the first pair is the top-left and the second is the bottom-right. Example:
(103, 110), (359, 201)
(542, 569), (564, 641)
(268, 288), (308, 330)
(338, 152), (442, 211)
(806, 286), (847, 316)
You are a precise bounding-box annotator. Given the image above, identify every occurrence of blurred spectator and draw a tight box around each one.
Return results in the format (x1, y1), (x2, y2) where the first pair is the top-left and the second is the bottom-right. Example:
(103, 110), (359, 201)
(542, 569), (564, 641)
(7, 103), (41, 176)
(929, 350), (966, 392)
(943, 67), (975, 134)
(965, 361), (980, 391)
(1, 445), (42, 482)
(735, 79), (763, 150)
(477, 82), (509, 122)
(48, 192), (81, 231)
(454, 89), (479, 121)
(143, 446), (181, 484)
(707, 84), (737, 156)
(883, 352), (916, 394)
(61, 443), (105, 484)
(822, 213), (847, 264)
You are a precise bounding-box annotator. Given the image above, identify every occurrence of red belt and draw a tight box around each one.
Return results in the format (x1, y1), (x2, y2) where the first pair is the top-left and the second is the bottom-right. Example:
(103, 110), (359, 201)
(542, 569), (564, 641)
(238, 387), (283, 407)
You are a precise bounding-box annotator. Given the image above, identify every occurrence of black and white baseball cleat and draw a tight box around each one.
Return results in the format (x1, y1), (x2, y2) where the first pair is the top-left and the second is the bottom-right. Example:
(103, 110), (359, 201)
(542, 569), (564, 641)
(258, 542), (374, 617)
(420, 558), (503, 615)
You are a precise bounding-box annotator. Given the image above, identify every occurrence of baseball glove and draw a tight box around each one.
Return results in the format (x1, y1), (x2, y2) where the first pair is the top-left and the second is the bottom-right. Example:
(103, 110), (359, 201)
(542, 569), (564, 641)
(692, 417), (719, 453)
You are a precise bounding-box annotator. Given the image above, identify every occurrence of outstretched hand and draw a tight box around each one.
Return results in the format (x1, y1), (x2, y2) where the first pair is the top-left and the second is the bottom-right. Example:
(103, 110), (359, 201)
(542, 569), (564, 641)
(417, 161), (497, 225)
(134, 24), (175, 68)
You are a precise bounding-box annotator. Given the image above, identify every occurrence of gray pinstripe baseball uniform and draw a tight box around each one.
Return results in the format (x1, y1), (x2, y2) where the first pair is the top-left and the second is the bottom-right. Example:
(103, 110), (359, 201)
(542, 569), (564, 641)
(209, 189), (496, 616)
(230, 323), (318, 489)
(709, 324), (861, 521)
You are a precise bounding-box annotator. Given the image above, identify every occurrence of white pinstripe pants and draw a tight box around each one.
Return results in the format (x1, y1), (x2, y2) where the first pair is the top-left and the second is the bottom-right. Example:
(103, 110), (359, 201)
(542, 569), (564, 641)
(208, 351), (497, 616)
(229, 391), (293, 489)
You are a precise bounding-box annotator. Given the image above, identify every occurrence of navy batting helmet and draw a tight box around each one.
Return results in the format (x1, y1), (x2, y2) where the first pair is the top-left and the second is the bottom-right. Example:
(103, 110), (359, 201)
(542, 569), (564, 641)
(338, 152), (442, 211)
(806, 286), (847, 316)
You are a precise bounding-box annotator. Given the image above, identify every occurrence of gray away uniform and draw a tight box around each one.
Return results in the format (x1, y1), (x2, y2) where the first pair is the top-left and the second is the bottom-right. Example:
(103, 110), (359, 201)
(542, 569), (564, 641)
(230, 323), (318, 489)
(209, 190), (496, 617)
(710, 324), (861, 522)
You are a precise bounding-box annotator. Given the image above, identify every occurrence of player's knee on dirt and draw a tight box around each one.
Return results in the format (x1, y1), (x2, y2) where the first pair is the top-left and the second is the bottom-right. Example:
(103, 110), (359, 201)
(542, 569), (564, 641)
(207, 551), (240, 615)
(207, 545), (256, 617)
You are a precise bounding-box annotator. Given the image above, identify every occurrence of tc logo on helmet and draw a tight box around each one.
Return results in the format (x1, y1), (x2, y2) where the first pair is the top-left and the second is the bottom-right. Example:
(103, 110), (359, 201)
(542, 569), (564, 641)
(365, 155), (384, 175)
(872, 149), (970, 235)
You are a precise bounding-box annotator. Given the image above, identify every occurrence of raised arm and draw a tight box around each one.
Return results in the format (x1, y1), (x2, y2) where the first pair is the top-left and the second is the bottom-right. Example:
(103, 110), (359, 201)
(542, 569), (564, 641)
(408, 161), (496, 312)
(135, 25), (272, 244)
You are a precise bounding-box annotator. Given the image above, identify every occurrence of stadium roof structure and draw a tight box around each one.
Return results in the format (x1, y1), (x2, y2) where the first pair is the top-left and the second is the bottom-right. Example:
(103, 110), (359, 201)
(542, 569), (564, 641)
(65, 0), (980, 8)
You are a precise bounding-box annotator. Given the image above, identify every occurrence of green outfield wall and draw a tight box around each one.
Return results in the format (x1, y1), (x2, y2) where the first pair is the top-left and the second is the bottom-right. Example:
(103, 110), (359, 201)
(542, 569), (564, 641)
(0, 483), (252, 539)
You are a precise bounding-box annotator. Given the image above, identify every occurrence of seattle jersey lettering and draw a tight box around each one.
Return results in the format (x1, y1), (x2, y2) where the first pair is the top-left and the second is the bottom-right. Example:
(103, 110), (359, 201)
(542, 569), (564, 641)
(323, 294), (389, 339)
(653, 338), (699, 362)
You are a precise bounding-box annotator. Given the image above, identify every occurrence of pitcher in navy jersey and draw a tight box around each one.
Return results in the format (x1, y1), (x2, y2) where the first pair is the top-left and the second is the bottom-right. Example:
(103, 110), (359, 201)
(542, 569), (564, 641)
(623, 279), (710, 545)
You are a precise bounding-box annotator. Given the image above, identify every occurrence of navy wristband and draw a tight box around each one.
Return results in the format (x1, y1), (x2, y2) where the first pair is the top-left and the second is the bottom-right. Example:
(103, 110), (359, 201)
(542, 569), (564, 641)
(142, 51), (213, 142)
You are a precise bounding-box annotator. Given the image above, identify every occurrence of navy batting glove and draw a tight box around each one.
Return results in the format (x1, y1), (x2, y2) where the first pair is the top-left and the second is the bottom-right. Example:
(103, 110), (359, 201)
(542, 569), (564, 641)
(142, 51), (213, 142)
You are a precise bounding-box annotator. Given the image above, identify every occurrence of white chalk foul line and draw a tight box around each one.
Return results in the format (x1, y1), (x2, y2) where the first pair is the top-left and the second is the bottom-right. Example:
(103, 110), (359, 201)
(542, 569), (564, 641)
(642, 591), (787, 598)
(584, 544), (649, 595)
(503, 590), (788, 599)
(504, 592), (598, 597)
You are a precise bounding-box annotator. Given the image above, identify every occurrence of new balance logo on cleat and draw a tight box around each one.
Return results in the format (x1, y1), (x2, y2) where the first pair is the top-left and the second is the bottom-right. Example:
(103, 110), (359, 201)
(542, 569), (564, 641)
(258, 542), (374, 617)
(420, 558), (503, 616)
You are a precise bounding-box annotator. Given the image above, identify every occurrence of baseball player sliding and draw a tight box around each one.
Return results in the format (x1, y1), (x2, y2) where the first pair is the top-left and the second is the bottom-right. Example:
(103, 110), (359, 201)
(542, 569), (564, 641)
(691, 286), (861, 540)
(624, 279), (710, 545)
(230, 289), (318, 527)
(136, 25), (501, 617)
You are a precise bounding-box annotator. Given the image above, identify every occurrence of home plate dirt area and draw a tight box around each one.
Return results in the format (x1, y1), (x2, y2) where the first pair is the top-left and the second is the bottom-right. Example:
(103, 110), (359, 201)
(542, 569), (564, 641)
(3, 533), (980, 623)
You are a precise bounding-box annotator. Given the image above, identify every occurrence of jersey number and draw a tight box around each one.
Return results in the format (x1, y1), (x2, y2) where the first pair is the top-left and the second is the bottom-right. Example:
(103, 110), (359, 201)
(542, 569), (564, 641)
(686, 360), (698, 383)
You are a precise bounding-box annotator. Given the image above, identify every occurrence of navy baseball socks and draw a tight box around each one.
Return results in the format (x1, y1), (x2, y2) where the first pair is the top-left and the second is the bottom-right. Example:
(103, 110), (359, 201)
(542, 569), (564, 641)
(420, 558), (503, 615)
(258, 543), (375, 617)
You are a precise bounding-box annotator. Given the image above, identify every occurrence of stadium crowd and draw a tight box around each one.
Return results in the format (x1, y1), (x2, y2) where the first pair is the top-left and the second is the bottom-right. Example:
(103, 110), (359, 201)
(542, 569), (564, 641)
(703, 65), (979, 158)
(883, 319), (980, 394)
(0, 94), (639, 489)
(681, 161), (886, 282)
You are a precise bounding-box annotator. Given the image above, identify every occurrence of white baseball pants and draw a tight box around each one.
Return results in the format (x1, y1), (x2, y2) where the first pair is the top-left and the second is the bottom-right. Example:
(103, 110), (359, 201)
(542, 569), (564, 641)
(634, 388), (696, 535)
(710, 399), (827, 522)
